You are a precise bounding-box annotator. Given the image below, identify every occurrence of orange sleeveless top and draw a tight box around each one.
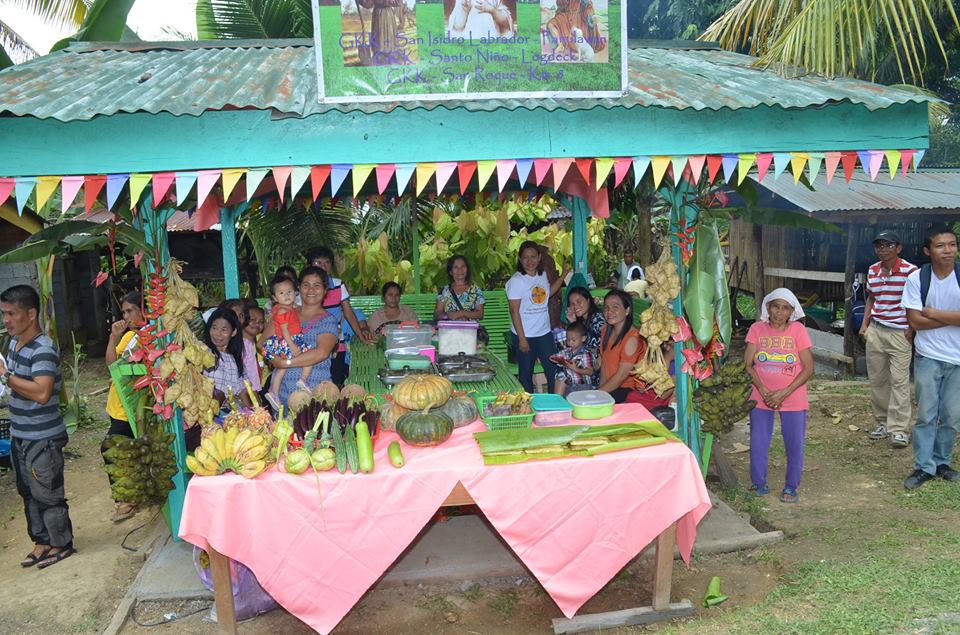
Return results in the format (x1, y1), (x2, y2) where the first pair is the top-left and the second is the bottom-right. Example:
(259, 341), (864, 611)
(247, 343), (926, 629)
(599, 326), (646, 390)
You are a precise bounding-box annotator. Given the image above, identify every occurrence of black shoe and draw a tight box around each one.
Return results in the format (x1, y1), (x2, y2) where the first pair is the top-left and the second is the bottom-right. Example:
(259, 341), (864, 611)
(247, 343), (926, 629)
(936, 464), (960, 482)
(904, 469), (935, 490)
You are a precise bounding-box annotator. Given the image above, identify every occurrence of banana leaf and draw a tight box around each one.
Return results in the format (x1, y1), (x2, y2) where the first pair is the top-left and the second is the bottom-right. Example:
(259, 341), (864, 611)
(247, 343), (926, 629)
(574, 421), (681, 442)
(473, 426), (588, 453)
(685, 220), (732, 345)
(483, 449), (591, 465)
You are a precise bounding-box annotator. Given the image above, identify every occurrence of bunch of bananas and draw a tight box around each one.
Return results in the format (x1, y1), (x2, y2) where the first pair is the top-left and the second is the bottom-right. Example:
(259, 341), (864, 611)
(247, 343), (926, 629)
(692, 361), (756, 435)
(486, 392), (533, 416)
(185, 427), (272, 478)
(633, 348), (674, 397)
(103, 429), (178, 504)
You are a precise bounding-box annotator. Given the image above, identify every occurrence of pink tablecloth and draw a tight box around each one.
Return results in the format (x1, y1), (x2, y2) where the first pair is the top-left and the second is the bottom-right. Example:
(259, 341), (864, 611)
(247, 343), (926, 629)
(180, 403), (712, 634)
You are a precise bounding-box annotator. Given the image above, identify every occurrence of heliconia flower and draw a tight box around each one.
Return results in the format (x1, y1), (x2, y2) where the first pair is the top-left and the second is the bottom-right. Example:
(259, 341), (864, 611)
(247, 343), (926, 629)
(162, 404), (174, 419)
(93, 271), (109, 287)
(673, 317), (693, 342)
(147, 348), (165, 363)
(152, 402), (164, 414)
(693, 363), (714, 381)
(128, 348), (144, 362)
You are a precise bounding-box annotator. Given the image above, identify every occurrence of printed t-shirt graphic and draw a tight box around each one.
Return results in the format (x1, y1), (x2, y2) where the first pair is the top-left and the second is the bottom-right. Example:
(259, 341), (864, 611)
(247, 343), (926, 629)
(745, 320), (812, 411)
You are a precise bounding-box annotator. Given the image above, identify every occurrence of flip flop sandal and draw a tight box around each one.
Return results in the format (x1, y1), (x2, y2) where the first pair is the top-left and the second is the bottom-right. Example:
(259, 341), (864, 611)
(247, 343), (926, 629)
(20, 546), (52, 568)
(779, 488), (800, 504)
(749, 484), (770, 497)
(111, 503), (137, 523)
(36, 546), (76, 570)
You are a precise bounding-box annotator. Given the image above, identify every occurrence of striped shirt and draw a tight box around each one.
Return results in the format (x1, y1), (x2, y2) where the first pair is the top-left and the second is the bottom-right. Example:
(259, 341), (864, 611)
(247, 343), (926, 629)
(6, 334), (64, 440)
(866, 258), (918, 328)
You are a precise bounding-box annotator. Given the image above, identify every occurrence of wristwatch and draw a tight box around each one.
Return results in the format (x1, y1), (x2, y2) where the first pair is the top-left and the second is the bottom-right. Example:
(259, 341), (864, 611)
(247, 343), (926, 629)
(1, 370), (11, 385)
(285, 358), (292, 367)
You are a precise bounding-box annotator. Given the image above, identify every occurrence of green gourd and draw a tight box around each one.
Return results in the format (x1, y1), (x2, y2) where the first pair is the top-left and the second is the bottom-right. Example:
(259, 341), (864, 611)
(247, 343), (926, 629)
(396, 411), (455, 447)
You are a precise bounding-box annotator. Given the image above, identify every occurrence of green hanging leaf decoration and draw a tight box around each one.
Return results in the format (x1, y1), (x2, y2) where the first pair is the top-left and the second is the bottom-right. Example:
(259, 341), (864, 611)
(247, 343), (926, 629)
(684, 220), (731, 345)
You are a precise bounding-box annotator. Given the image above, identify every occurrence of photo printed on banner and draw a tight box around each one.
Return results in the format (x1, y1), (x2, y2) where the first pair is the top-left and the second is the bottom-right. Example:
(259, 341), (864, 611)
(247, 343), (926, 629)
(444, 0), (518, 39)
(540, 0), (608, 63)
(339, 0), (419, 66)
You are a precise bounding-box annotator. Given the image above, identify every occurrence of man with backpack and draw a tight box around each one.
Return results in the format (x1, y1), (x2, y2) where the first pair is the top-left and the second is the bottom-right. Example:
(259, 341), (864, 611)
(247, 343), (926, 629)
(859, 231), (917, 448)
(901, 225), (960, 489)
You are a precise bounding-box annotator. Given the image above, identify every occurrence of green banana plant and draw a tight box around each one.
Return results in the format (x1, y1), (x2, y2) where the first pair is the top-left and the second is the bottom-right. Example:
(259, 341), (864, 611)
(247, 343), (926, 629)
(684, 220), (732, 346)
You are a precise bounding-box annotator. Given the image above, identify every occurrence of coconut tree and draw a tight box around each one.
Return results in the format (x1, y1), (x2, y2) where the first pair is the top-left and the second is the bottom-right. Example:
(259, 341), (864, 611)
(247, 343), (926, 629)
(196, 0), (313, 38)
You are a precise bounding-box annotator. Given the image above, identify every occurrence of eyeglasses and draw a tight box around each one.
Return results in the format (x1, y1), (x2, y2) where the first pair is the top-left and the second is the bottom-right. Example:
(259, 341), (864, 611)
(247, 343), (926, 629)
(874, 241), (897, 249)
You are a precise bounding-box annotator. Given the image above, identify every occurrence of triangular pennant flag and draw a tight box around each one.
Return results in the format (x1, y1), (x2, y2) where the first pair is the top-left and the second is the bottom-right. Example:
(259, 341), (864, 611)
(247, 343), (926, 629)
(394, 164), (415, 194)
(824, 152), (841, 184)
(789, 153), (808, 183)
(773, 153), (790, 180)
(84, 175), (106, 212)
(632, 157), (651, 187)
(841, 152), (857, 182)
(435, 162), (457, 195)
(476, 160), (497, 191)
(221, 168), (246, 201)
(532, 158), (552, 186)
(613, 158), (631, 187)
(458, 161), (477, 194)
(687, 155), (706, 185)
(351, 164), (375, 197)
(721, 154), (738, 183)
(706, 155), (723, 183)
(195, 170), (220, 208)
(496, 159), (517, 192)
(128, 174), (151, 209)
(0, 178), (14, 206)
(309, 165), (331, 200)
(650, 156), (671, 188)
(152, 172), (175, 205)
(246, 168), (269, 201)
(868, 151), (884, 181)
(551, 158), (574, 187)
(175, 172), (197, 205)
(755, 153), (773, 182)
(807, 153), (823, 185)
(515, 159), (533, 186)
(14, 177), (37, 215)
(60, 176), (84, 213)
(35, 176), (60, 212)
(106, 174), (129, 211)
(575, 158), (592, 185)
(912, 149), (925, 172)
(415, 163), (436, 196)
(594, 158), (614, 190)
(272, 166), (293, 203)
(884, 150), (900, 179)
(670, 156), (688, 185)
(329, 165), (351, 197)
(290, 166), (310, 198)
(899, 150), (915, 176)
(375, 164), (395, 194)
(736, 154), (755, 185)
(857, 151), (872, 176)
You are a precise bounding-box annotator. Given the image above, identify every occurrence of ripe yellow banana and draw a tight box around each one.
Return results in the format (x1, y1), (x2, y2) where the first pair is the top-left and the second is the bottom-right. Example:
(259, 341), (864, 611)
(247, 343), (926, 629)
(236, 460), (266, 479)
(232, 429), (254, 454)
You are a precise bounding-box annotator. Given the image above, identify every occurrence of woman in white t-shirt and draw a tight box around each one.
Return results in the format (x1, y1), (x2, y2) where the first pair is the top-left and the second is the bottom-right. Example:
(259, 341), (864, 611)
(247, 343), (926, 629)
(506, 241), (567, 392)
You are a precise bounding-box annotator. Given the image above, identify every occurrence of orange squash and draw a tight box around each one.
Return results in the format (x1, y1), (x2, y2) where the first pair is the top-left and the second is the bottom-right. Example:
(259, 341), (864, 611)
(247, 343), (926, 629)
(392, 375), (453, 412)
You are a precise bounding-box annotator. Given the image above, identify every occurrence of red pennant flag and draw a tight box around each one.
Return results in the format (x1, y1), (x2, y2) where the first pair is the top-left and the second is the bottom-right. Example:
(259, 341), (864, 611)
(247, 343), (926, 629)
(552, 158), (575, 188)
(84, 175), (106, 212)
(532, 159), (552, 186)
(899, 149), (915, 176)
(458, 161), (477, 194)
(706, 155), (723, 184)
(841, 152), (857, 183)
(575, 158), (593, 186)
(755, 153), (773, 182)
(310, 165), (331, 201)
(375, 164), (395, 194)
(612, 158), (631, 187)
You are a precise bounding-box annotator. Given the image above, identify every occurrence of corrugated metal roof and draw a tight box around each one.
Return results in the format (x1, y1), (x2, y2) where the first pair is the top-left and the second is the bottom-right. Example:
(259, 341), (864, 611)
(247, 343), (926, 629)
(72, 207), (199, 231)
(0, 39), (936, 122)
(755, 170), (960, 213)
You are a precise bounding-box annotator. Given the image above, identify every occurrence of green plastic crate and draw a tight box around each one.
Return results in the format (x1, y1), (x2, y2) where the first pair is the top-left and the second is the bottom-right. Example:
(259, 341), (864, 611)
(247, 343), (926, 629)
(474, 394), (534, 431)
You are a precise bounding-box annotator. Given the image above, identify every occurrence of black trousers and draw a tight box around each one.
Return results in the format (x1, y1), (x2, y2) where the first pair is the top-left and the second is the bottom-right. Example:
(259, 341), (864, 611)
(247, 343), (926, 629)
(12, 433), (74, 548)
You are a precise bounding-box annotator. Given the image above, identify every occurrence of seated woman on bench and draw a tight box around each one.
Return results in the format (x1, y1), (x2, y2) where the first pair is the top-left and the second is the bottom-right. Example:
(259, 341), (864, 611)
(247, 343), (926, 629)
(435, 254), (486, 322)
(367, 282), (418, 336)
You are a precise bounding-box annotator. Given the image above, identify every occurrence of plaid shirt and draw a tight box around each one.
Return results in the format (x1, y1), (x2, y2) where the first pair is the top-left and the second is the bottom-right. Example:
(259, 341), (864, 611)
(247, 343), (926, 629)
(559, 345), (596, 385)
(203, 351), (246, 398)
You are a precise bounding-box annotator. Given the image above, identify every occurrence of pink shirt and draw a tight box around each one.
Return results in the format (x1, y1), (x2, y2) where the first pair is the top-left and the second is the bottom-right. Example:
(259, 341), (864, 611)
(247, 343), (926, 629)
(745, 320), (812, 411)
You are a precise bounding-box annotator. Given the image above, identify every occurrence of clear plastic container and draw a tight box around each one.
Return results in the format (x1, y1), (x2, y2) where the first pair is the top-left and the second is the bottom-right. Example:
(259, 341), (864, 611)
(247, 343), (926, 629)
(532, 394), (573, 427)
(437, 320), (479, 356)
(566, 390), (615, 420)
(385, 324), (433, 350)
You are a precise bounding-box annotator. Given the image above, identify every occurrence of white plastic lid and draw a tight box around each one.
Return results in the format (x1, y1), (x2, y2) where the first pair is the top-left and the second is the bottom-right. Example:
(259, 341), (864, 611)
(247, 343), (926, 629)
(437, 320), (479, 330)
(566, 390), (615, 407)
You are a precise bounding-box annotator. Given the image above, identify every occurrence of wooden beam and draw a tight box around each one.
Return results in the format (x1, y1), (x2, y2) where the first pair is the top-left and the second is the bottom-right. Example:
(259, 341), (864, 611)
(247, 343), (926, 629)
(652, 522), (677, 610)
(0, 204), (43, 234)
(752, 223), (765, 314)
(842, 223), (860, 367)
(552, 601), (695, 634)
(207, 545), (238, 634)
(765, 267), (846, 283)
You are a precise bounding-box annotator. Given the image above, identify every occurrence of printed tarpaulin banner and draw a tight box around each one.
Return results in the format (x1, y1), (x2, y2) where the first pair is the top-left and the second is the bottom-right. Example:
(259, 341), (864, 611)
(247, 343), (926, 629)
(311, 0), (627, 103)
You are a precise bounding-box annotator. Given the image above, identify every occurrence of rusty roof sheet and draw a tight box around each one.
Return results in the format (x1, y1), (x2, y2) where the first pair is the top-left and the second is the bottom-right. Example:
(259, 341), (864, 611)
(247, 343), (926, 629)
(755, 170), (960, 213)
(0, 39), (935, 122)
(72, 207), (198, 231)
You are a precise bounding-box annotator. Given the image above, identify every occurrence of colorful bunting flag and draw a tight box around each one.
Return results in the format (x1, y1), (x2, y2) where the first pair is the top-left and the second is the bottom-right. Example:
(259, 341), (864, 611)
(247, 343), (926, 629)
(551, 158), (574, 187)
(670, 156), (687, 186)
(84, 175), (106, 212)
(152, 172), (176, 205)
(375, 164), (395, 194)
(651, 156), (671, 188)
(687, 155), (706, 185)
(394, 164), (415, 194)
(435, 162), (457, 195)
(789, 153), (807, 183)
(612, 158), (631, 187)
(61, 176), (83, 213)
(720, 154), (737, 184)
(415, 163), (436, 196)
(532, 158), (552, 186)
(221, 168), (246, 201)
(272, 166), (293, 203)
(883, 150), (900, 179)
(351, 164), (375, 197)
(475, 160), (496, 191)
(736, 154), (755, 185)
(458, 161), (477, 194)
(840, 151), (857, 182)
(496, 159), (517, 192)
(866, 151), (883, 181)
(824, 152), (841, 184)
(309, 166), (330, 200)
(0, 178), (14, 207)
(594, 158), (614, 190)
(631, 157), (650, 188)
(195, 170), (220, 208)
(246, 168), (269, 201)
(706, 155), (722, 183)
(129, 173), (151, 209)
(515, 159), (533, 186)
(807, 153), (823, 185)
(35, 176), (60, 212)
(912, 149), (925, 172)
(14, 177), (37, 215)
(106, 174), (129, 211)
(329, 165), (351, 197)
(772, 153), (790, 181)
(899, 150), (914, 176)
(175, 172), (197, 205)
(575, 158), (592, 185)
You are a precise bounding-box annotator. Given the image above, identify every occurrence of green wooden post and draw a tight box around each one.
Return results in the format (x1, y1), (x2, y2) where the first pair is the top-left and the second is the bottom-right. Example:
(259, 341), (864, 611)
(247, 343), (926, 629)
(570, 196), (590, 276)
(411, 202), (421, 294)
(219, 202), (249, 299)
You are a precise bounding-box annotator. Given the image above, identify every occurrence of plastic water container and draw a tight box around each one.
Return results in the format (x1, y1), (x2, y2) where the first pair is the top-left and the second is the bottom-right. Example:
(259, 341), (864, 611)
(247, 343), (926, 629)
(437, 320), (479, 356)
(385, 324), (433, 350)
(567, 390), (615, 420)
(532, 394), (572, 427)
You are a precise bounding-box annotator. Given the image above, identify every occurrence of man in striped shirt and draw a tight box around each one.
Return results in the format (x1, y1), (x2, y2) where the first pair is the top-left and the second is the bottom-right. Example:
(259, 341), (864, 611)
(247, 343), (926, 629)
(859, 231), (917, 448)
(1, 285), (75, 569)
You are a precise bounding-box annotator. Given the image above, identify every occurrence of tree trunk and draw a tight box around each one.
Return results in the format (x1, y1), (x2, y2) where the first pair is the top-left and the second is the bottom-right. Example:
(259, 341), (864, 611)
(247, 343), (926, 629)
(843, 222), (860, 372)
(752, 223), (765, 314)
(710, 436), (739, 489)
(637, 195), (652, 266)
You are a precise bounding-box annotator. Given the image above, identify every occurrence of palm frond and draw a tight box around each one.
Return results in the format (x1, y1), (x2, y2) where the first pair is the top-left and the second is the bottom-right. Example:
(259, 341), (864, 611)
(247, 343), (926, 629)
(10, 0), (87, 30)
(700, 0), (806, 56)
(197, 0), (313, 39)
(0, 19), (38, 64)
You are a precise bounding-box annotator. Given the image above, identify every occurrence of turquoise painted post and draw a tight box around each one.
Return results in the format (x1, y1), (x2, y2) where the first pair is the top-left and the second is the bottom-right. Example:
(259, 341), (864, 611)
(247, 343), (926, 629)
(412, 202), (421, 294)
(570, 196), (590, 276)
(134, 192), (189, 540)
(219, 202), (249, 298)
(658, 181), (702, 460)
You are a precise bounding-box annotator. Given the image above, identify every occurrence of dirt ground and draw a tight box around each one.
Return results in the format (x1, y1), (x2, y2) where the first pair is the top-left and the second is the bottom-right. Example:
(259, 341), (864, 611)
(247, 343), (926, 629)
(1, 360), (958, 634)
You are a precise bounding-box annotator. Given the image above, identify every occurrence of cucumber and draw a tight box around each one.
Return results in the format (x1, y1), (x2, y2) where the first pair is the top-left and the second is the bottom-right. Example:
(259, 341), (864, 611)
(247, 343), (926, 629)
(355, 421), (375, 474)
(387, 441), (405, 468)
(331, 423), (348, 474)
(344, 424), (360, 474)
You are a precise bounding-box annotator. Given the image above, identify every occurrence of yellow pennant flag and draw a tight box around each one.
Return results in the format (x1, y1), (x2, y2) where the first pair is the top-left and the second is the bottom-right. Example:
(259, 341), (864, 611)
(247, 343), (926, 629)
(221, 168), (246, 200)
(737, 154), (756, 185)
(790, 153), (808, 183)
(594, 158), (614, 190)
(35, 176), (61, 212)
(352, 164), (376, 196)
(415, 163), (436, 196)
(129, 173), (152, 209)
(884, 150), (901, 179)
(650, 156), (671, 188)
(476, 160), (497, 191)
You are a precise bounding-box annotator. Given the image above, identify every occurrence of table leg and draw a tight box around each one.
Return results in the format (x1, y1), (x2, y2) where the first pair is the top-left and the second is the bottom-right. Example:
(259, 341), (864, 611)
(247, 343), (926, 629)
(208, 545), (238, 634)
(651, 521), (677, 611)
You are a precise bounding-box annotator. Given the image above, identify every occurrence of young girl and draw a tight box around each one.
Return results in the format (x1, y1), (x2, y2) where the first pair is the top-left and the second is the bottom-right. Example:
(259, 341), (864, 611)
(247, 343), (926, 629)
(262, 276), (313, 397)
(744, 288), (814, 503)
(551, 321), (596, 396)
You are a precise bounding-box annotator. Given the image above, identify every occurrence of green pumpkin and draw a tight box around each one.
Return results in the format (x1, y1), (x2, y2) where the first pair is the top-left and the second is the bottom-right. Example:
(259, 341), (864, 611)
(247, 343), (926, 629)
(396, 411), (454, 447)
(438, 395), (480, 428)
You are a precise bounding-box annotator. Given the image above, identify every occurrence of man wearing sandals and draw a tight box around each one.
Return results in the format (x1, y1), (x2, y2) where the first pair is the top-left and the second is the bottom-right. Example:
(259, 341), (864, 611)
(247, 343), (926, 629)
(859, 231), (917, 448)
(901, 226), (960, 490)
(0, 285), (76, 568)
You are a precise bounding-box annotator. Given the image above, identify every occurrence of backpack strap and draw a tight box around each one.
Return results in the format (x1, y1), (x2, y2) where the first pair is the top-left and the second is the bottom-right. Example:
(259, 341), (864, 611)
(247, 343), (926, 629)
(920, 262), (960, 306)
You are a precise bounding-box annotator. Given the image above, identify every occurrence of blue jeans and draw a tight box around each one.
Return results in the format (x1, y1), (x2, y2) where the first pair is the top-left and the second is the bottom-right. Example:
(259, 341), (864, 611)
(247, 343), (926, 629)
(913, 353), (960, 475)
(511, 332), (558, 393)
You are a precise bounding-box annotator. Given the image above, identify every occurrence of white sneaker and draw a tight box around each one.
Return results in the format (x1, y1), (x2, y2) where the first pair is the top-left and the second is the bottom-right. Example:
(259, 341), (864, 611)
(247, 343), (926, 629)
(890, 432), (910, 448)
(868, 424), (887, 440)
